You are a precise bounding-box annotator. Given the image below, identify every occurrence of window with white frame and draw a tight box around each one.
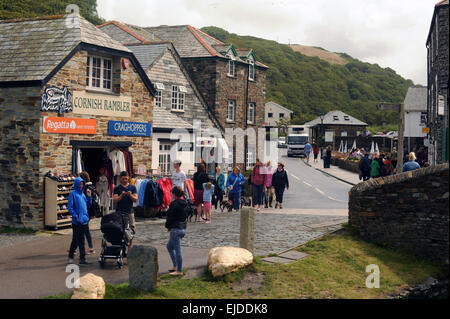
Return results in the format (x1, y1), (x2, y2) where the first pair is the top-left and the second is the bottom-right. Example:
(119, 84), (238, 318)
(246, 149), (255, 170)
(171, 85), (185, 111)
(228, 148), (234, 171)
(227, 54), (236, 77)
(154, 90), (162, 107)
(248, 58), (255, 80)
(227, 100), (236, 122)
(159, 143), (172, 175)
(86, 56), (112, 91)
(247, 102), (255, 124)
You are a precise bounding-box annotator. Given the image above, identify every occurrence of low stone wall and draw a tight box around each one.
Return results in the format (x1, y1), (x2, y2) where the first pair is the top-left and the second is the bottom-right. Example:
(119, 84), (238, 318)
(349, 163), (449, 264)
(331, 157), (360, 173)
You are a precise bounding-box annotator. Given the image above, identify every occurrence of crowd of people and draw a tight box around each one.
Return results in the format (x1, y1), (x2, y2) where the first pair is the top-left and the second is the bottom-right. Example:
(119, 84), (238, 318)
(66, 159), (290, 276)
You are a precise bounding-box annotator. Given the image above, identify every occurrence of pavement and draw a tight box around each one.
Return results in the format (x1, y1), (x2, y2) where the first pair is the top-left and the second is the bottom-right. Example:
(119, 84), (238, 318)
(301, 157), (361, 186)
(0, 148), (354, 299)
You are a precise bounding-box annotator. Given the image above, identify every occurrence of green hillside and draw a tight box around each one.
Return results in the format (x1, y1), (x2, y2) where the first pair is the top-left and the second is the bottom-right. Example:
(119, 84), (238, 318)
(201, 26), (414, 129)
(0, 0), (104, 25)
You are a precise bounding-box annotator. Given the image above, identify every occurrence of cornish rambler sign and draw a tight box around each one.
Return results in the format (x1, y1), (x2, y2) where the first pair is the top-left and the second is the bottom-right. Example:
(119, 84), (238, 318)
(72, 91), (132, 117)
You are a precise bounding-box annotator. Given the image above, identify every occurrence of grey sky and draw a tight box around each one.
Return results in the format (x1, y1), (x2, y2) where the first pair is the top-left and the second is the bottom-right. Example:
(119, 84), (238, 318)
(97, 0), (439, 85)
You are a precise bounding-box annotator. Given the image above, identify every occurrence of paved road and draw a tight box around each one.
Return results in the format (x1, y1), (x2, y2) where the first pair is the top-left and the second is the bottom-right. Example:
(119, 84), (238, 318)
(275, 148), (351, 209)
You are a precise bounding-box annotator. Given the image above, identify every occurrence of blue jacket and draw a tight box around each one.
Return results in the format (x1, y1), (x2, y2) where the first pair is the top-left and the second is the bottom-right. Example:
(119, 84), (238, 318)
(68, 177), (91, 225)
(226, 173), (245, 194)
(402, 160), (421, 172)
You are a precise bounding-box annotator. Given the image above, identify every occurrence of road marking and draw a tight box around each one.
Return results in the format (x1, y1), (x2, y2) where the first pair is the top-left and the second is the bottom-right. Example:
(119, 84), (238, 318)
(315, 188), (325, 195)
(328, 196), (347, 203)
(303, 181), (312, 187)
(290, 174), (300, 181)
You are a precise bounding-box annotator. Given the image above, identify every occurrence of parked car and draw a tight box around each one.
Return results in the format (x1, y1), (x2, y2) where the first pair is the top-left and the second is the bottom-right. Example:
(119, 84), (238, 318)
(278, 136), (287, 148)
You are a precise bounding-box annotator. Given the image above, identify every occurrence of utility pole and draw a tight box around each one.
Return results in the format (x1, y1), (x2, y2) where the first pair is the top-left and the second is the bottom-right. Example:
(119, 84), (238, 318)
(377, 102), (405, 173)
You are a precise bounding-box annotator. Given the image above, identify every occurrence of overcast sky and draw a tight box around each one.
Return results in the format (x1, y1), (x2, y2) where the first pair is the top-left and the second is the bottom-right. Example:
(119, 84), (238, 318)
(97, 0), (439, 85)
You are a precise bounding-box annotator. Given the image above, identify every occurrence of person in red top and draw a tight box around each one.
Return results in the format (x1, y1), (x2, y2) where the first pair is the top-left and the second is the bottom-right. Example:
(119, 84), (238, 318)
(251, 158), (267, 212)
(313, 142), (320, 163)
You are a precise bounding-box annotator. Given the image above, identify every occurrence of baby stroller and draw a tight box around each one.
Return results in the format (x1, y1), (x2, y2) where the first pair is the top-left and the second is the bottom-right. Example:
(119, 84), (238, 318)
(99, 211), (134, 269)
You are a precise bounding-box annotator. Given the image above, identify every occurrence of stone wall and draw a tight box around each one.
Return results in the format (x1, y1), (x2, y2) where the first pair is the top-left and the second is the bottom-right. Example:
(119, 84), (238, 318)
(331, 157), (359, 173)
(0, 86), (42, 229)
(349, 163), (449, 263)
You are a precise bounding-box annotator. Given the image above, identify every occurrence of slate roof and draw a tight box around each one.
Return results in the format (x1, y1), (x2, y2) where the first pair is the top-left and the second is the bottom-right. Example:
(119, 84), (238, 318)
(265, 101), (293, 114)
(0, 14), (131, 83)
(153, 107), (193, 129)
(404, 86), (427, 112)
(304, 110), (368, 127)
(126, 43), (169, 70)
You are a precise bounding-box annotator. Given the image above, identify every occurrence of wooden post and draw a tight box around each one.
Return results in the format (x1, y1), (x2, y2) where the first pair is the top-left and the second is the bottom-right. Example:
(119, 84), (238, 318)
(240, 206), (255, 254)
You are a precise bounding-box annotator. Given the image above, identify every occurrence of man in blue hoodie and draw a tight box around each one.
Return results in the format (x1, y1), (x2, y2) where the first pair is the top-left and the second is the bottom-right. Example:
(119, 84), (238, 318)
(68, 177), (92, 265)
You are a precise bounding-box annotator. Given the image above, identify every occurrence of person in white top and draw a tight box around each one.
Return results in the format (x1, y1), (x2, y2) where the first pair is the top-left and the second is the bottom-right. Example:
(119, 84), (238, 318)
(172, 160), (187, 191)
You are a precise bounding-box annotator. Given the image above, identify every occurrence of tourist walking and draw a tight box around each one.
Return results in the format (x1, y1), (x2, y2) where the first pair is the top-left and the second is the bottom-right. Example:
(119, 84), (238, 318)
(402, 152), (421, 172)
(172, 160), (187, 191)
(272, 162), (289, 209)
(313, 143), (320, 163)
(165, 186), (187, 276)
(113, 171), (138, 249)
(251, 158), (267, 212)
(391, 147), (398, 173)
(202, 182), (214, 223)
(358, 153), (371, 181)
(213, 166), (225, 210)
(305, 141), (312, 163)
(323, 146), (332, 168)
(193, 163), (209, 221)
(264, 161), (276, 208)
(226, 167), (245, 213)
(67, 177), (92, 265)
(370, 154), (381, 178)
(79, 171), (96, 254)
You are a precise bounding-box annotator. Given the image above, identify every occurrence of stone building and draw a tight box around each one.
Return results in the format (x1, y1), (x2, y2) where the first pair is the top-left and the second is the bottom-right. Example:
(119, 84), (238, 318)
(403, 86), (428, 153)
(97, 21), (227, 175)
(0, 14), (155, 230)
(426, 0), (449, 164)
(265, 101), (294, 134)
(304, 111), (368, 148)
(100, 23), (268, 171)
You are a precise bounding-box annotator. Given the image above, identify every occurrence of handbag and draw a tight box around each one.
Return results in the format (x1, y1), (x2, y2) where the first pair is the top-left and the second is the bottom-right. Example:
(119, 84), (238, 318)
(228, 175), (238, 191)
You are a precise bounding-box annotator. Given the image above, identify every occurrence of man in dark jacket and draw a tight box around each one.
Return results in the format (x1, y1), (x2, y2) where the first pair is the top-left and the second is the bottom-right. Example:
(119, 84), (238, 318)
(165, 186), (187, 276)
(359, 153), (371, 181)
(68, 177), (92, 265)
(272, 162), (289, 209)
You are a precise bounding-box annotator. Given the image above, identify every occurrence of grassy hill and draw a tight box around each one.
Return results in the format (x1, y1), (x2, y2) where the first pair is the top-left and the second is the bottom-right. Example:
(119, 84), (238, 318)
(201, 26), (414, 130)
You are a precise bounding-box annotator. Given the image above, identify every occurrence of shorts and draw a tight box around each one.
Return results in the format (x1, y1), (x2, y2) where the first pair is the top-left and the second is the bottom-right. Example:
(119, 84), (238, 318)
(203, 201), (212, 210)
(194, 189), (204, 206)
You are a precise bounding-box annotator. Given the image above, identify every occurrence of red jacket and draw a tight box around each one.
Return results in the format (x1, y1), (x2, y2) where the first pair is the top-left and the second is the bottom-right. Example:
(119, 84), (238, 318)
(251, 165), (267, 186)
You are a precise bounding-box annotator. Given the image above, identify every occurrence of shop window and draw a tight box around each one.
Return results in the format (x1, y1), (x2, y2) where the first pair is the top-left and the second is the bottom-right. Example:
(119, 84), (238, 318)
(155, 90), (162, 107)
(171, 85), (185, 111)
(86, 55), (112, 91)
(247, 102), (255, 124)
(227, 100), (236, 122)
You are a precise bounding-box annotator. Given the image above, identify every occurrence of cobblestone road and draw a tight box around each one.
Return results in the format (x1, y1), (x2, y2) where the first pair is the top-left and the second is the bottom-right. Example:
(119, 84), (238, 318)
(91, 209), (347, 256)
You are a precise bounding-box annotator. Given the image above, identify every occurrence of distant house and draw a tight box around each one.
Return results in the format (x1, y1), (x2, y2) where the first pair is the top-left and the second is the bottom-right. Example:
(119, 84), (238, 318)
(403, 86), (428, 153)
(304, 111), (368, 146)
(265, 101), (293, 134)
(426, 0), (449, 164)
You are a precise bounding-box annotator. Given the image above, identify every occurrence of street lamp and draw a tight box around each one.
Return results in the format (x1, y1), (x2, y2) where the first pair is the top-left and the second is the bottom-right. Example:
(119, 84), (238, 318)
(320, 113), (324, 159)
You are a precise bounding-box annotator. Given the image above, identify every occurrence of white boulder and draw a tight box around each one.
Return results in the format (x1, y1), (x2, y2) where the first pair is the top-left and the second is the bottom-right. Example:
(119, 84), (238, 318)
(71, 273), (105, 299)
(208, 247), (253, 277)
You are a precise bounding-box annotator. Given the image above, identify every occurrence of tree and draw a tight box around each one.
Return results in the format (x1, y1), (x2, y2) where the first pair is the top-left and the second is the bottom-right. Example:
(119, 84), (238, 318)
(275, 118), (291, 135)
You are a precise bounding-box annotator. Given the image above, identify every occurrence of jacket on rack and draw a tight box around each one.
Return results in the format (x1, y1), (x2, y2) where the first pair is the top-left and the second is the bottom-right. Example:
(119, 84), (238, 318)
(157, 178), (173, 209)
(143, 180), (164, 208)
(108, 149), (126, 176)
(185, 179), (194, 204)
(96, 175), (110, 210)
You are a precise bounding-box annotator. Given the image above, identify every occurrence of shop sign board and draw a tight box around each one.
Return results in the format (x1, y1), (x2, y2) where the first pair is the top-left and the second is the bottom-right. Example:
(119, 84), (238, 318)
(42, 116), (96, 134)
(108, 121), (151, 137)
(72, 91), (132, 117)
(325, 131), (334, 142)
(40, 86), (73, 115)
(196, 137), (217, 147)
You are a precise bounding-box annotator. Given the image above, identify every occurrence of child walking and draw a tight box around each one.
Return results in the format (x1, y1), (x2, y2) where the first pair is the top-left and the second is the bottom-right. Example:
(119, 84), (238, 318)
(202, 182), (214, 224)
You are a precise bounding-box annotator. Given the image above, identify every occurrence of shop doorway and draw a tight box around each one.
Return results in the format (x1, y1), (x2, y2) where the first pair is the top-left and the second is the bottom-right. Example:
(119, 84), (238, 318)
(80, 148), (108, 184)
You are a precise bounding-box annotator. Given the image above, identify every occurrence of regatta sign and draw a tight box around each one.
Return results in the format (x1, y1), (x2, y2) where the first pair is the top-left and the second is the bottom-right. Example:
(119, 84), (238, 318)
(72, 91), (132, 117)
(43, 116), (96, 134)
(108, 121), (151, 137)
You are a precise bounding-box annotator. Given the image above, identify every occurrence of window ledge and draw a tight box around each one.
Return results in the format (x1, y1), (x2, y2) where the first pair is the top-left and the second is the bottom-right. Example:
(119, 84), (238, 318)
(226, 74), (236, 78)
(226, 120), (236, 124)
(248, 78), (255, 82)
(247, 121), (255, 125)
(86, 88), (118, 96)
(171, 109), (185, 113)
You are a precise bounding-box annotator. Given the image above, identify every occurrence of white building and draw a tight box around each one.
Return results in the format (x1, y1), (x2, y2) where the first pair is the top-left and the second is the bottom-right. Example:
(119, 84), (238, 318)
(403, 86), (428, 152)
(265, 101), (294, 132)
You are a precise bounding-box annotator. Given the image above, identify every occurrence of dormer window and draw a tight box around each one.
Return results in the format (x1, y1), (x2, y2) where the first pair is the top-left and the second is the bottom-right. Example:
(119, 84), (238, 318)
(248, 57), (255, 80)
(333, 115), (339, 121)
(86, 55), (112, 91)
(227, 54), (236, 77)
(344, 116), (350, 121)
